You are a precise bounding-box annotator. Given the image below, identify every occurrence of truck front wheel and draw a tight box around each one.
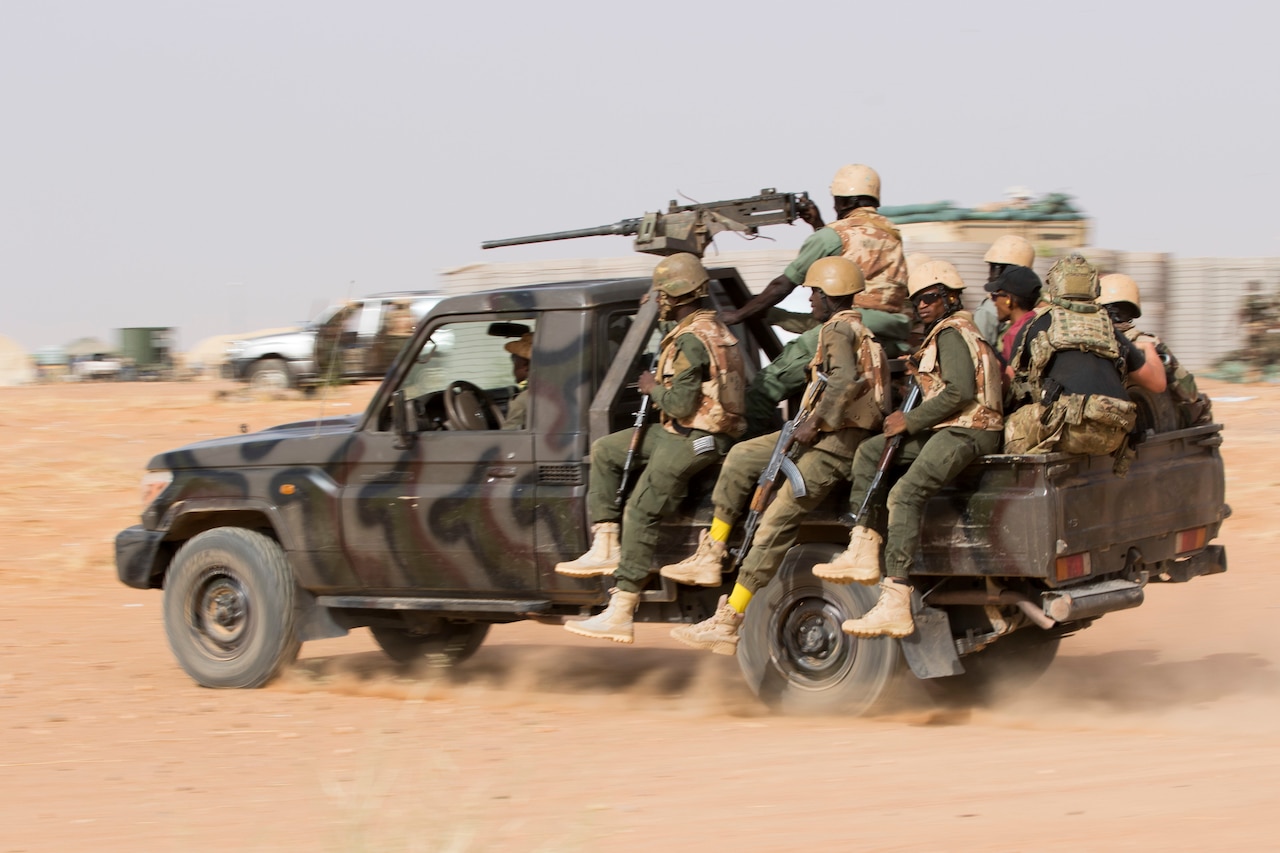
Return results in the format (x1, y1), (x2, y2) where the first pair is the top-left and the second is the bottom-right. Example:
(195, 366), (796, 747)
(738, 544), (902, 716)
(163, 528), (301, 688)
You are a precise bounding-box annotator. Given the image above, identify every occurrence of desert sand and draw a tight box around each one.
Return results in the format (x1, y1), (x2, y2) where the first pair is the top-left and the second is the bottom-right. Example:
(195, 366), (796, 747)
(1, 378), (1277, 852)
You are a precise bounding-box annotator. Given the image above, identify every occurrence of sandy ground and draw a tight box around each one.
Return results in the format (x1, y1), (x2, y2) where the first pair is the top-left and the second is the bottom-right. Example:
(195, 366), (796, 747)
(1, 378), (1278, 852)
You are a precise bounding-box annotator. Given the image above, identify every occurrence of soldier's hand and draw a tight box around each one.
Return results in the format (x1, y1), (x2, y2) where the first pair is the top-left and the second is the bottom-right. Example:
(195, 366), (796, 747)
(637, 371), (656, 395)
(884, 410), (908, 437)
(719, 308), (743, 327)
(792, 419), (820, 446)
(796, 196), (824, 231)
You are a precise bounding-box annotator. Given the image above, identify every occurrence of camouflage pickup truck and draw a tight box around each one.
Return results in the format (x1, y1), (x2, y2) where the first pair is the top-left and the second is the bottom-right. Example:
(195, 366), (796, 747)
(115, 270), (1228, 714)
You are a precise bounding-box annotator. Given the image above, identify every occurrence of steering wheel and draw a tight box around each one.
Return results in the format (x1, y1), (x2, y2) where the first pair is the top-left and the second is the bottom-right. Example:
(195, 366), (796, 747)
(443, 381), (502, 430)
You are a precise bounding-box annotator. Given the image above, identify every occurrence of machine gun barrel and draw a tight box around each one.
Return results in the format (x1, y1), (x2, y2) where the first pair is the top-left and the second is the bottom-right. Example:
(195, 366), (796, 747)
(481, 219), (643, 250)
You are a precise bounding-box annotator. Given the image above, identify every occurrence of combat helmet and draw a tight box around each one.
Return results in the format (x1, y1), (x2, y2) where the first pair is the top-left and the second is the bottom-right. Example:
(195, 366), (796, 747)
(983, 235), (1036, 267)
(804, 256), (866, 297)
(908, 260), (965, 297)
(1045, 253), (1099, 302)
(652, 252), (710, 301)
(905, 253), (934, 275)
(829, 164), (881, 201)
(1098, 273), (1142, 318)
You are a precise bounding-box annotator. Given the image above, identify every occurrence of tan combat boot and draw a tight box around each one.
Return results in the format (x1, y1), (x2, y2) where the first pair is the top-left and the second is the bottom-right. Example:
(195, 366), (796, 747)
(812, 527), (882, 585)
(564, 588), (640, 644)
(841, 578), (914, 638)
(554, 522), (620, 577)
(659, 530), (728, 586)
(670, 595), (743, 655)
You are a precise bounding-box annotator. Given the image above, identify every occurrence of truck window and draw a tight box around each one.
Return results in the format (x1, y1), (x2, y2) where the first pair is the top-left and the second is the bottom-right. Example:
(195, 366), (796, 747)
(396, 317), (537, 431)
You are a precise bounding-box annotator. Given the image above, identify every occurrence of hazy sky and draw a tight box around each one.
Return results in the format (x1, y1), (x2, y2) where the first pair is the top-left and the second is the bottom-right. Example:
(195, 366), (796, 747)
(2, 1), (1277, 352)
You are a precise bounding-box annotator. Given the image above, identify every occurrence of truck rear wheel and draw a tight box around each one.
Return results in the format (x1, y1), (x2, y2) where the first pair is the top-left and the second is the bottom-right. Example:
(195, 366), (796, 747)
(163, 528), (301, 688)
(370, 621), (490, 666)
(738, 544), (902, 716)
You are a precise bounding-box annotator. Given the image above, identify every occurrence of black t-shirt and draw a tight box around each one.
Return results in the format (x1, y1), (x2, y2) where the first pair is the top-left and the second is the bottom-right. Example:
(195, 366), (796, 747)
(1012, 311), (1145, 400)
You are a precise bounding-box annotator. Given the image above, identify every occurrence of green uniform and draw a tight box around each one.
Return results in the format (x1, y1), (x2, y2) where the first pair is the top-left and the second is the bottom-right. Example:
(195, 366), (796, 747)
(502, 382), (529, 430)
(848, 327), (1001, 580)
(586, 333), (734, 594)
(733, 312), (882, 593)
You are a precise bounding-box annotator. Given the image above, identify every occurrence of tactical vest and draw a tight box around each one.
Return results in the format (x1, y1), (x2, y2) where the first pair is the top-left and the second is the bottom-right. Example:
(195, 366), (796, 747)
(826, 209), (908, 314)
(657, 310), (747, 438)
(915, 311), (1003, 431)
(1014, 302), (1119, 401)
(806, 309), (890, 430)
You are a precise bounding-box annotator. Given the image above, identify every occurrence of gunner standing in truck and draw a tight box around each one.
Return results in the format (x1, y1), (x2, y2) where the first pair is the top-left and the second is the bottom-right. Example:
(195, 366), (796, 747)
(555, 254), (748, 644)
(813, 260), (1004, 639)
(720, 164), (911, 356)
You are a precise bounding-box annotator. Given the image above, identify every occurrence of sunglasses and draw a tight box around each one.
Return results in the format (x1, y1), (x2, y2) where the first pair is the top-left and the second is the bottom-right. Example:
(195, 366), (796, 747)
(912, 290), (946, 308)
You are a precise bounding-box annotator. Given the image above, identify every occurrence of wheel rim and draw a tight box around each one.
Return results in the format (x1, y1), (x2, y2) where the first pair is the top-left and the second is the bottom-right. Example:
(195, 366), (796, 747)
(769, 587), (858, 692)
(189, 567), (251, 659)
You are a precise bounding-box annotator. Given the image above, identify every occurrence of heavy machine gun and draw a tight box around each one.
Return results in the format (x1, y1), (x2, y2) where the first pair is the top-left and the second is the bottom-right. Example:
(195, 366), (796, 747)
(481, 188), (810, 258)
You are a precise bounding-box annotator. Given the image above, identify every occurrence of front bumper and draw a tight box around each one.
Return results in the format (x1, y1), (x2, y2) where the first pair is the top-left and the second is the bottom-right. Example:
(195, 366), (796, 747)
(115, 525), (168, 589)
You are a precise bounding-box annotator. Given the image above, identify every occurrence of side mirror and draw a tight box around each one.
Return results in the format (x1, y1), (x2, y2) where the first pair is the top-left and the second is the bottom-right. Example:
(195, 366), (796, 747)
(392, 389), (416, 449)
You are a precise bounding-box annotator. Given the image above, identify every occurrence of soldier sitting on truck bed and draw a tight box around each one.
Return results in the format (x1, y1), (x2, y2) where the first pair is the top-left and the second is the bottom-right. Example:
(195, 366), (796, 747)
(555, 253), (748, 644)
(1003, 254), (1166, 469)
(814, 260), (1004, 639)
(1098, 273), (1213, 429)
(662, 257), (889, 655)
(720, 164), (913, 357)
(971, 235), (1037, 347)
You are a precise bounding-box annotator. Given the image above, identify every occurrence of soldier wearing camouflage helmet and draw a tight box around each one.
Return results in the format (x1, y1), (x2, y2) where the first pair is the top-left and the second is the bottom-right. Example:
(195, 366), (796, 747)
(1099, 273), (1212, 428)
(814, 260), (1004, 640)
(973, 234), (1038, 346)
(661, 257), (890, 655)
(558, 253), (748, 644)
(1004, 255), (1166, 467)
(722, 164), (911, 355)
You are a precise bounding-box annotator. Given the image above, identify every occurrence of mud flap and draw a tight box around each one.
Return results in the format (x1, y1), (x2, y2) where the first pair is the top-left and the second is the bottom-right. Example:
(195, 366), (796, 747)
(900, 598), (963, 679)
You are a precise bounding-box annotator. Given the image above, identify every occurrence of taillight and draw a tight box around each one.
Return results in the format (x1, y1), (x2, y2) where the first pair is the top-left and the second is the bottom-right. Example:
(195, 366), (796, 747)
(1055, 552), (1091, 582)
(1176, 527), (1207, 554)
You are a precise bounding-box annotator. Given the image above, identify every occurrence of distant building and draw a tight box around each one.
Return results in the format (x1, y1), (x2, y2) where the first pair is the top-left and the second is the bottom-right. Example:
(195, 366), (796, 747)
(878, 191), (1090, 252)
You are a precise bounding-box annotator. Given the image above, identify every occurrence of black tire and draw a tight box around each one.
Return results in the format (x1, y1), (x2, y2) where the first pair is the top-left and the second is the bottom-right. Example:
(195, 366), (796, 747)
(1128, 384), (1178, 436)
(737, 544), (902, 716)
(248, 358), (292, 393)
(926, 628), (1060, 704)
(163, 528), (301, 688)
(370, 621), (490, 666)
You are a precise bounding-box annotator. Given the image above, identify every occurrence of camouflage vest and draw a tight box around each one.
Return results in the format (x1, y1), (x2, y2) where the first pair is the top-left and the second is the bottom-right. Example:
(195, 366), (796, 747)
(805, 309), (890, 431)
(826, 209), (908, 314)
(915, 311), (1004, 431)
(1014, 302), (1119, 401)
(657, 310), (747, 438)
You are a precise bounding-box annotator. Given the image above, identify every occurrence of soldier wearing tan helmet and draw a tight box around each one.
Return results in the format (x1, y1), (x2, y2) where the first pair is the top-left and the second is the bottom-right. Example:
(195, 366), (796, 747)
(1004, 255), (1166, 468)
(973, 235), (1038, 346)
(721, 164), (911, 356)
(661, 257), (890, 655)
(1099, 273), (1212, 428)
(814, 260), (1004, 639)
(558, 253), (748, 644)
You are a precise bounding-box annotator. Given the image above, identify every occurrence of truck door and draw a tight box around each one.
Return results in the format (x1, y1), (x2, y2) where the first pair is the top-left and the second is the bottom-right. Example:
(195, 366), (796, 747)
(337, 315), (539, 594)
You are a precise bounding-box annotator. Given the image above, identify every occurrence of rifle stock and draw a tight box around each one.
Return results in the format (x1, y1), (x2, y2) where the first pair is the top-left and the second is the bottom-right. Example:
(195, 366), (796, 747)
(732, 372), (828, 571)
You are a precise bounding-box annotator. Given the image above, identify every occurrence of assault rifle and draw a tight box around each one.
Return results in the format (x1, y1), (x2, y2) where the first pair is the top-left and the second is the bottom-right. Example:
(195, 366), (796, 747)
(482, 188), (810, 258)
(841, 378), (922, 528)
(733, 372), (828, 571)
(615, 352), (657, 507)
